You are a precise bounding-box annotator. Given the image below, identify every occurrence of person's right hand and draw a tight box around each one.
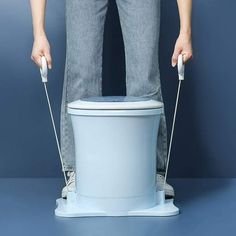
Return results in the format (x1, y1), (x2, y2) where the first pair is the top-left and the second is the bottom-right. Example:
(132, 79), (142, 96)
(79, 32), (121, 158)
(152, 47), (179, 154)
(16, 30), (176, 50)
(31, 34), (52, 69)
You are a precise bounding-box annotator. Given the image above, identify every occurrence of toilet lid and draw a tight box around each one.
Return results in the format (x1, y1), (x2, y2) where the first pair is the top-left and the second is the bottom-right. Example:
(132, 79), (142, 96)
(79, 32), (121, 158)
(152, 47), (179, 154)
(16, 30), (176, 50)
(68, 96), (163, 110)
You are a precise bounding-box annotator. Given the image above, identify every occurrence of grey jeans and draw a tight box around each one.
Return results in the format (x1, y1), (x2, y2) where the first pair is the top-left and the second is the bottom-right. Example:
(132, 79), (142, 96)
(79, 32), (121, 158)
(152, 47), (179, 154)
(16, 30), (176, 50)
(60, 0), (168, 173)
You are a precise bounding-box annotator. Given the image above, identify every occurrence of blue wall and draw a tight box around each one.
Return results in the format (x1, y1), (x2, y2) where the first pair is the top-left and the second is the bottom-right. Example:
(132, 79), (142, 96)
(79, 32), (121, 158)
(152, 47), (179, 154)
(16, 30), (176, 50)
(0, 0), (235, 177)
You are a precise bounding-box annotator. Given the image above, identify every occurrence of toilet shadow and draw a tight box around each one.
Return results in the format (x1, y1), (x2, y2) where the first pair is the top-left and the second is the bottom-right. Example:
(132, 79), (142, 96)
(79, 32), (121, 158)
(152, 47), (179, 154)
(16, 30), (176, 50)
(169, 178), (231, 206)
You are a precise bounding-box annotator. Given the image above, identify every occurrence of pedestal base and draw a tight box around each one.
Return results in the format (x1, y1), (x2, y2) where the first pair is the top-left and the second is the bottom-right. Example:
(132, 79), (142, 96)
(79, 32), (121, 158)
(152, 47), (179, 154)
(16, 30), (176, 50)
(55, 190), (179, 217)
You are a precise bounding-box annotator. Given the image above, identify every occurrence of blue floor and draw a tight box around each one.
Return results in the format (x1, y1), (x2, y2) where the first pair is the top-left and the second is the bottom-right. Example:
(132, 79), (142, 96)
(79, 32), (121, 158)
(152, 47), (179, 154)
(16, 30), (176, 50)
(0, 178), (235, 236)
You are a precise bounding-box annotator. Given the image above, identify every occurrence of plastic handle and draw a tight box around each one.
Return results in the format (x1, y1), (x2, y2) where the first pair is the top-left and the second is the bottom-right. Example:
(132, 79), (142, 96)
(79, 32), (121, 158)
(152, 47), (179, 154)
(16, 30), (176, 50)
(177, 54), (185, 81)
(40, 56), (48, 83)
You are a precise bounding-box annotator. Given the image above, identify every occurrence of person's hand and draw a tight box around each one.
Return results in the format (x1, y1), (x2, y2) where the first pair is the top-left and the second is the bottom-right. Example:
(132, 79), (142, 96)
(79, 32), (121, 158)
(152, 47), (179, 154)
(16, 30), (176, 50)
(31, 34), (52, 69)
(171, 33), (193, 67)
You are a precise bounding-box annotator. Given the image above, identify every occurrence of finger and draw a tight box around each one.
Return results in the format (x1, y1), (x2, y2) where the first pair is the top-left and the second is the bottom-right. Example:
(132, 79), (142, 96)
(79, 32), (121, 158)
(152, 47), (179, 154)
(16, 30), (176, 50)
(171, 48), (182, 67)
(36, 55), (43, 68)
(44, 52), (52, 69)
(183, 52), (193, 64)
(31, 54), (42, 68)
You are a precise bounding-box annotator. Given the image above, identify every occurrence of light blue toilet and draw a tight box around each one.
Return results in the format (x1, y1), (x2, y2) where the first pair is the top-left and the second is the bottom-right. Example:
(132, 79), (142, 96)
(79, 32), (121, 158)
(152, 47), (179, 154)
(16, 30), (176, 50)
(55, 96), (179, 217)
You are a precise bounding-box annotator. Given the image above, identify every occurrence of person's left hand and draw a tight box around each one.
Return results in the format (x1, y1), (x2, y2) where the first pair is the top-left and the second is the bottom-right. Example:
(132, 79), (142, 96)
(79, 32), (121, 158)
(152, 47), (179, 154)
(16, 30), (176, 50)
(171, 33), (193, 67)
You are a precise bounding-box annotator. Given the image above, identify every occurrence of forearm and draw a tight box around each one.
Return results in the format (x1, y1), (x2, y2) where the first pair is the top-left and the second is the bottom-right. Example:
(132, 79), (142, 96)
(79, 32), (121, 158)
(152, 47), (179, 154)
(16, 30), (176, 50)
(30, 0), (47, 38)
(171, 0), (193, 66)
(30, 0), (52, 68)
(177, 0), (192, 37)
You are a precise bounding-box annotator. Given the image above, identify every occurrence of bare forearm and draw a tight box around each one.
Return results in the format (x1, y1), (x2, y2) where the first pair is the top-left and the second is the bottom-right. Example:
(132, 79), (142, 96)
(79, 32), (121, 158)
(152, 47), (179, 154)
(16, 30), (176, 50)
(30, 0), (47, 38)
(171, 0), (193, 66)
(30, 0), (52, 68)
(177, 0), (192, 37)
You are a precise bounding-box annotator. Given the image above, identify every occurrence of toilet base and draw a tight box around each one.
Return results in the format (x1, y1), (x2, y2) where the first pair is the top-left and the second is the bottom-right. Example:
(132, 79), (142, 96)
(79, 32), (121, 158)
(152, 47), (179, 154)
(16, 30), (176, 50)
(55, 190), (179, 217)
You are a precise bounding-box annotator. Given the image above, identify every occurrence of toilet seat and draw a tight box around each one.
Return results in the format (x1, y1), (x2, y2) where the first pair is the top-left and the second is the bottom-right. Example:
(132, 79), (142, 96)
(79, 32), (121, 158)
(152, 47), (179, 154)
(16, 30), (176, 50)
(67, 96), (164, 116)
(67, 96), (163, 110)
(68, 96), (163, 110)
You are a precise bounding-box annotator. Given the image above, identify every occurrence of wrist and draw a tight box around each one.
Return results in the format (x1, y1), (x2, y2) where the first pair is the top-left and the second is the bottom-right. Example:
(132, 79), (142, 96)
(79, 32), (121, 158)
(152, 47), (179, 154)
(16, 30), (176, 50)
(179, 28), (192, 38)
(33, 29), (46, 39)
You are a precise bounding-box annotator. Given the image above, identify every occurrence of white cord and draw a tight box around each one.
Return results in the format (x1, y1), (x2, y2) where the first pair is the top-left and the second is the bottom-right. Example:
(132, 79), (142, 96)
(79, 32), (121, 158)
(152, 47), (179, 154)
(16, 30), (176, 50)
(163, 80), (182, 189)
(43, 83), (69, 190)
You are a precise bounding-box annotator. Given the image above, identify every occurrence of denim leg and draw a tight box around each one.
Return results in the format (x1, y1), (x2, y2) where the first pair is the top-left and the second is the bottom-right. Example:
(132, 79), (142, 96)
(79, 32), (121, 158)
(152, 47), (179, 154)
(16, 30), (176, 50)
(116, 0), (168, 172)
(61, 0), (109, 171)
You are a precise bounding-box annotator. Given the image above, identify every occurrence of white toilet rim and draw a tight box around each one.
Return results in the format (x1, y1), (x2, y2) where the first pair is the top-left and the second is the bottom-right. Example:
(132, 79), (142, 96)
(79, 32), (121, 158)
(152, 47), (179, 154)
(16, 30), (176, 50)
(67, 107), (164, 116)
(67, 96), (164, 111)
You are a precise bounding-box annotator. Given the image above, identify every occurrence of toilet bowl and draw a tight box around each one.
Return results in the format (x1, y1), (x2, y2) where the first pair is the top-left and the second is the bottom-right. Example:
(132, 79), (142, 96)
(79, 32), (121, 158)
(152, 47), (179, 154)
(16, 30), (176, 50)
(55, 95), (179, 217)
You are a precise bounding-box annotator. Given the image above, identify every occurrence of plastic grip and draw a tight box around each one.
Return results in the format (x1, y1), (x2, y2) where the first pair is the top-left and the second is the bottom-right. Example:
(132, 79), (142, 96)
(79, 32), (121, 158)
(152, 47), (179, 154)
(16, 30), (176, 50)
(40, 56), (48, 83)
(177, 54), (185, 81)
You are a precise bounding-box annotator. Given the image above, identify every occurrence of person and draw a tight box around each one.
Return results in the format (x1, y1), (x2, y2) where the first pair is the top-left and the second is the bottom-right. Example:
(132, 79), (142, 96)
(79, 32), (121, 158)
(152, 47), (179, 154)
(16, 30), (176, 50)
(30, 0), (193, 198)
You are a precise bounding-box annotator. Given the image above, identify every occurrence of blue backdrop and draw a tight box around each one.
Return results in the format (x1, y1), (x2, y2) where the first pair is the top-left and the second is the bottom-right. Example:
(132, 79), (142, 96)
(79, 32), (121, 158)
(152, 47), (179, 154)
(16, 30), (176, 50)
(0, 0), (235, 177)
